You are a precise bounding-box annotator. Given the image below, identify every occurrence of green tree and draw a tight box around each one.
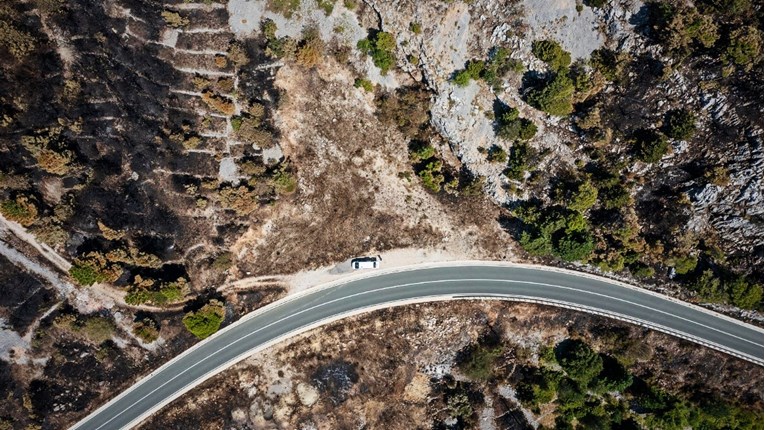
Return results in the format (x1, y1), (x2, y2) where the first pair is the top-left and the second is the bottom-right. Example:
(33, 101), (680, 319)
(724, 26), (762, 71)
(727, 276), (763, 310)
(497, 108), (537, 142)
(670, 255), (697, 275)
(487, 145), (508, 163)
(634, 129), (669, 163)
(692, 270), (727, 303)
(555, 339), (603, 386)
(569, 180), (598, 212)
(532, 40), (571, 71)
(553, 230), (594, 261)
(526, 72), (575, 116)
(663, 108), (696, 140)
(357, 31), (397, 74)
(409, 141), (437, 162)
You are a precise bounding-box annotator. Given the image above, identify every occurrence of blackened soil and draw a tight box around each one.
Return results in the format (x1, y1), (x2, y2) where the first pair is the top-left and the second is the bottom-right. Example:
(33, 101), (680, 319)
(0, 256), (56, 333)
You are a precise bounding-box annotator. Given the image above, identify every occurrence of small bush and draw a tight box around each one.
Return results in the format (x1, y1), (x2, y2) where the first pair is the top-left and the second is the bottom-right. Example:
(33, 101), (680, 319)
(418, 160), (445, 193)
(295, 27), (325, 68)
(663, 108), (696, 140)
(353, 78), (374, 92)
(132, 318), (159, 343)
(357, 31), (397, 74)
(497, 108), (537, 142)
(487, 145), (508, 163)
(161, 10), (188, 28)
(272, 169), (297, 194)
(317, 0), (335, 15)
(532, 40), (571, 71)
(458, 344), (502, 380)
(504, 142), (534, 181)
(183, 300), (225, 339)
(452, 60), (484, 86)
(1, 196), (38, 226)
(267, 0), (301, 17)
(212, 252), (234, 271)
(526, 72), (575, 116)
(633, 129), (669, 163)
(409, 22), (422, 34)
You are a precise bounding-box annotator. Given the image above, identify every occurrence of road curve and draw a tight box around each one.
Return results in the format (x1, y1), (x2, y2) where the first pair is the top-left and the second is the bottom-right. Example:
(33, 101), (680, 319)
(71, 264), (764, 430)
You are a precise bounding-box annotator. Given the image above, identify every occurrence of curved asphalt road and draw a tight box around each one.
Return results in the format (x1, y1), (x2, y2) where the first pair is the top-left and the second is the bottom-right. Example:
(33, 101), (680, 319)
(71, 265), (764, 430)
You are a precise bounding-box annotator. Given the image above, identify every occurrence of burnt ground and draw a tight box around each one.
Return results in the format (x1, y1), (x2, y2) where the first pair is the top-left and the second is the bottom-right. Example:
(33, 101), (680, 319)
(142, 301), (763, 429)
(0, 255), (56, 333)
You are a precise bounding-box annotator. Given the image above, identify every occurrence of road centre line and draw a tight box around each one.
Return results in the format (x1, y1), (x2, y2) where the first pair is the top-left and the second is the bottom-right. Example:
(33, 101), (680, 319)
(89, 277), (760, 430)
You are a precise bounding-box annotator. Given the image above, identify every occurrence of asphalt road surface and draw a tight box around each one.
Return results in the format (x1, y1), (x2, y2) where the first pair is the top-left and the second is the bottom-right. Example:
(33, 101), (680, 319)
(71, 265), (764, 430)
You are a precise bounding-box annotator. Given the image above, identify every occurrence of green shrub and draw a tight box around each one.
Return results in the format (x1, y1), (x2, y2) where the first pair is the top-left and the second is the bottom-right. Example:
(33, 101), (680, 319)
(81, 316), (117, 345)
(69, 264), (102, 286)
(183, 300), (225, 339)
(526, 72), (575, 116)
(555, 339), (603, 386)
(532, 40), (571, 71)
(630, 264), (655, 278)
(458, 344), (502, 380)
(1, 196), (38, 226)
(455, 60), (485, 86)
(725, 26), (763, 71)
(409, 141), (437, 162)
(132, 318), (159, 343)
(670, 255), (697, 275)
(504, 142), (534, 180)
(212, 252), (234, 271)
(267, 0), (301, 17)
(409, 21), (422, 34)
(353, 77), (374, 92)
(418, 160), (445, 193)
(633, 129), (669, 163)
(357, 31), (397, 74)
(553, 230), (594, 262)
(497, 108), (537, 141)
(317, 0), (335, 15)
(663, 108), (696, 140)
(487, 145), (508, 163)
(272, 169), (297, 194)
(590, 48), (622, 81)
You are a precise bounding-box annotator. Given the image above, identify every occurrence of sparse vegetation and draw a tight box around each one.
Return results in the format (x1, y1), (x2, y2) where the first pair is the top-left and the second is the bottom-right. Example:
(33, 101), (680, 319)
(1, 196), (38, 226)
(161, 10), (188, 28)
(267, 0), (301, 18)
(132, 318), (160, 343)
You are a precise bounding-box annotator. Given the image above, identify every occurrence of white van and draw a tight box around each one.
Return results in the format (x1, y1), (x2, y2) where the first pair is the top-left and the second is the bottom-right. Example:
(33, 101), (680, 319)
(351, 256), (381, 269)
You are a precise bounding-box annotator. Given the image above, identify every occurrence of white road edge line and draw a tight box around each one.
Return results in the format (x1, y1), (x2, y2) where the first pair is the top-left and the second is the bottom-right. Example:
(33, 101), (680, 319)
(78, 277), (763, 430)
